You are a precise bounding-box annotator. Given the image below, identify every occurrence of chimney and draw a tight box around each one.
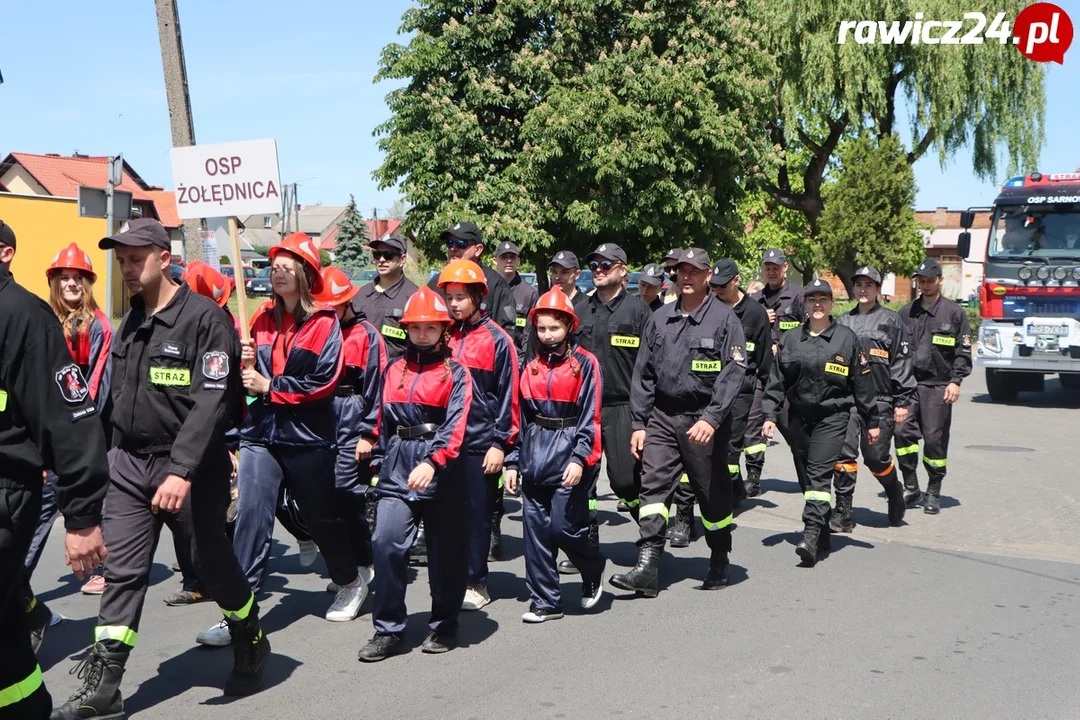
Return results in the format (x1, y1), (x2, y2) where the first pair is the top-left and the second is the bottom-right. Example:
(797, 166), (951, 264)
(934, 206), (949, 228)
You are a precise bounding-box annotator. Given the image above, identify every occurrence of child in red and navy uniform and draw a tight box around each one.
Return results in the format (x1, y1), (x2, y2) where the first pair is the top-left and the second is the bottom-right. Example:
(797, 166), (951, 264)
(358, 286), (473, 662)
(438, 259), (519, 612)
(505, 288), (605, 622)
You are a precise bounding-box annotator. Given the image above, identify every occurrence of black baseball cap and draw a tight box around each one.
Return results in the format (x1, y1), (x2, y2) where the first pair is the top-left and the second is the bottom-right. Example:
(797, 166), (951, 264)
(370, 234), (407, 254)
(662, 248), (685, 267)
(0, 220), (15, 249)
(762, 248), (786, 265)
(803, 278), (833, 298)
(549, 250), (579, 269)
(913, 258), (942, 277)
(639, 263), (664, 286)
(586, 243), (628, 264)
(709, 258), (739, 286)
(99, 218), (170, 250)
(676, 248), (711, 271)
(440, 221), (482, 244)
(853, 265), (882, 285)
(495, 241), (521, 257)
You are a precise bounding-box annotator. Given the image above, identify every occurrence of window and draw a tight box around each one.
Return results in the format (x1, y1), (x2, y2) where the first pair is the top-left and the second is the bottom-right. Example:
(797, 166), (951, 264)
(263, 216), (272, 228)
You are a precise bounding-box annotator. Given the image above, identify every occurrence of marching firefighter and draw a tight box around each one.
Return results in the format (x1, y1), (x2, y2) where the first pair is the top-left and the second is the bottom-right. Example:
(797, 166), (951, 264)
(228, 232), (366, 624)
(761, 279), (878, 567)
(894, 258), (972, 514)
(832, 266), (917, 530)
(358, 286), (473, 661)
(0, 220), (109, 720)
(559, 244), (651, 576)
(53, 218), (267, 719)
(439, 260), (519, 611)
(429, 222), (518, 335)
(709, 259), (772, 505)
(505, 287), (606, 622)
(611, 249), (746, 597)
(351, 234), (418, 361)
(314, 266), (387, 592)
(494, 240), (539, 352)
(24, 242), (113, 628)
(637, 263), (666, 312)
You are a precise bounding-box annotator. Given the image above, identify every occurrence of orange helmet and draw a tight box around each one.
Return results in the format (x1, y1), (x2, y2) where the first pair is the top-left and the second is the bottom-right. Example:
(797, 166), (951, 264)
(529, 286), (579, 332)
(313, 266), (358, 308)
(182, 260), (232, 308)
(400, 286), (451, 324)
(436, 259), (488, 295)
(269, 232), (324, 294)
(47, 243), (96, 283)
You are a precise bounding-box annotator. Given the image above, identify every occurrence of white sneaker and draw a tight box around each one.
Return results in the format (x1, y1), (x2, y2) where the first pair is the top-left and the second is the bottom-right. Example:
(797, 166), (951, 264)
(328, 566), (375, 594)
(326, 581), (341, 594)
(462, 585), (491, 611)
(298, 539), (319, 567)
(522, 607), (564, 623)
(326, 578), (369, 622)
(581, 575), (605, 610)
(196, 619), (231, 647)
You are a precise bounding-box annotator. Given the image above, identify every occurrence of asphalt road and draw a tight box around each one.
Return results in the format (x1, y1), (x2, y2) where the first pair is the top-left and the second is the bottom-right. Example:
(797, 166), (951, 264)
(35, 370), (1080, 719)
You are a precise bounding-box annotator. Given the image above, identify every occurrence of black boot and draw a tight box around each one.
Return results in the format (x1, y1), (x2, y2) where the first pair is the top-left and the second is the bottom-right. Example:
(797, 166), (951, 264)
(557, 559), (579, 575)
(903, 473), (922, 505)
(411, 522), (428, 565)
(27, 595), (52, 655)
(670, 506), (693, 548)
(795, 525), (821, 567)
(745, 467), (762, 497)
(616, 500), (630, 512)
(50, 642), (127, 719)
(610, 545), (663, 597)
(702, 552), (730, 590)
(829, 494), (855, 533)
(883, 476), (906, 526)
(488, 513), (502, 561)
(224, 614), (270, 697)
(924, 479), (942, 515)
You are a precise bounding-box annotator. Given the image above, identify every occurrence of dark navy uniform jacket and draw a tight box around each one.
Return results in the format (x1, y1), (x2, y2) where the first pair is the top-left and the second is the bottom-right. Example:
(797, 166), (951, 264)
(751, 279), (805, 344)
(448, 313), (520, 456)
(577, 289), (652, 406)
(505, 345), (603, 486)
(897, 296), (973, 387)
(371, 349), (472, 501)
(334, 317), (387, 450)
(352, 273), (419, 361)
(837, 302), (917, 406)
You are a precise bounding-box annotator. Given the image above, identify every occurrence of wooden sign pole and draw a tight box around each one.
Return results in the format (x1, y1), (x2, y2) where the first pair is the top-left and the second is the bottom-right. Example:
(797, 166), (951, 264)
(227, 216), (251, 342)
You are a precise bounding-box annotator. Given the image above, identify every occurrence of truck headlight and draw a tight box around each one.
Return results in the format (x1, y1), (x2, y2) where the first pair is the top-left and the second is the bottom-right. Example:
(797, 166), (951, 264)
(1019, 266), (1033, 280)
(1037, 266), (1051, 280)
(980, 326), (1001, 353)
(1053, 266), (1067, 281)
(1073, 267), (1080, 281)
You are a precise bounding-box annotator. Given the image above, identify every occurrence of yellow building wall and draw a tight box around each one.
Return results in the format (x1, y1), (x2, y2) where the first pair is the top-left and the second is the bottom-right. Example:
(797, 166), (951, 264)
(0, 193), (124, 319)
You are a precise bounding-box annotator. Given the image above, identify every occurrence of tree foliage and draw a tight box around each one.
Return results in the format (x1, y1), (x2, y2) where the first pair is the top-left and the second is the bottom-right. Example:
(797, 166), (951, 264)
(818, 134), (924, 292)
(333, 195), (370, 271)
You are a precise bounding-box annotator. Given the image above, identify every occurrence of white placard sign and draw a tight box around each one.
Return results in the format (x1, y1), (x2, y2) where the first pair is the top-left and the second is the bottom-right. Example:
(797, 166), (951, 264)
(170, 139), (282, 219)
(199, 230), (220, 271)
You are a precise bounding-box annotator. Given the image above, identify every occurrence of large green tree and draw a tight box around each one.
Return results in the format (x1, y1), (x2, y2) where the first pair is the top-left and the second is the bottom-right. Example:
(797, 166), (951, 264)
(333, 195), (370, 270)
(755, 0), (1044, 268)
(818, 134), (924, 291)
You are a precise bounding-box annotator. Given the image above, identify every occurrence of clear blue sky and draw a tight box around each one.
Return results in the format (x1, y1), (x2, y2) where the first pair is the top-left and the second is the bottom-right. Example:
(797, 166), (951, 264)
(1, 1), (1077, 216)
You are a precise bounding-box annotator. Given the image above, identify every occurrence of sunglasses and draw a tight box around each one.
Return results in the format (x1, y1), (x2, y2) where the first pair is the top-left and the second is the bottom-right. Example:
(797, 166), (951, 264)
(445, 238), (476, 250)
(372, 250), (401, 261)
(589, 260), (619, 273)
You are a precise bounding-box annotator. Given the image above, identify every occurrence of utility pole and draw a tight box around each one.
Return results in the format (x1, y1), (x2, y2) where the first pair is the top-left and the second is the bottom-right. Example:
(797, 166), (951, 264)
(155, 0), (202, 262)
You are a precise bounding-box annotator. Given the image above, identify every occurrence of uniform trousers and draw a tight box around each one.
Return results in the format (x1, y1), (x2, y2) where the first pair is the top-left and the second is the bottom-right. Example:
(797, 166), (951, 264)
(786, 412), (848, 528)
(834, 400), (899, 497)
(893, 384), (953, 486)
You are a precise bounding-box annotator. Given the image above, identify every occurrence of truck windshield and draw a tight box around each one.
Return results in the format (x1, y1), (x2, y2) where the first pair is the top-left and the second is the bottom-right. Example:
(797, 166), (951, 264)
(988, 204), (1080, 260)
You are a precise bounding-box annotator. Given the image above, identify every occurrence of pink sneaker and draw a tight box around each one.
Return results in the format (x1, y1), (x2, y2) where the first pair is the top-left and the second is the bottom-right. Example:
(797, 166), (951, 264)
(81, 575), (106, 595)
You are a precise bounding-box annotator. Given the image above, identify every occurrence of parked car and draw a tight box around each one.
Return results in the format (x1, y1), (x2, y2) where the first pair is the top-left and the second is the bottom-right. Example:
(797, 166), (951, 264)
(576, 270), (594, 294)
(626, 271), (640, 295)
(245, 267), (273, 297)
(520, 272), (537, 287)
(169, 263), (184, 284)
(220, 264), (256, 291)
(349, 268), (379, 286)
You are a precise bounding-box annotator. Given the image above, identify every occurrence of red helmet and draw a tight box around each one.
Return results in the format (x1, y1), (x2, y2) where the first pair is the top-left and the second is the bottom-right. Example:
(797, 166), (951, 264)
(529, 286), (579, 332)
(269, 232), (324, 294)
(436, 259), (488, 295)
(182, 260), (232, 308)
(47, 243), (96, 283)
(313, 266), (358, 308)
(401, 286), (451, 324)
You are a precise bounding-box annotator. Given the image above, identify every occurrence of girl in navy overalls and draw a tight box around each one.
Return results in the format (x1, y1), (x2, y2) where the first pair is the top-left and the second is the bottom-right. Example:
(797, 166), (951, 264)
(438, 259), (519, 612)
(505, 288), (606, 622)
(359, 286), (473, 662)
(234, 232), (364, 622)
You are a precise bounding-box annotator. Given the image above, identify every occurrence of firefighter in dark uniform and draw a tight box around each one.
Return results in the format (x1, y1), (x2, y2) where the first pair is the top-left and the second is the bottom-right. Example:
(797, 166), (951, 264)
(894, 258), (972, 514)
(637, 263), (666, 312)
(832, 265), (917, 530)
(351, 234), (418, 361)
(53, 219), (268, 719)
(749, 248), (805, 485)
(428, 222), (518, 336)
(493, 240), (539, 352)
(611, 249), (746, 597)
(0, 220), (109, 720)
(761, 279), (878, 567)
(558, 244), (651, 575)
(709, 259), (772, 505)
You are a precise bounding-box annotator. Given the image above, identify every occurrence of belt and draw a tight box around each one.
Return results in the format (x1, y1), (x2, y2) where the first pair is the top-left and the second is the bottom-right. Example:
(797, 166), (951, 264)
(535, 415), (575, 430)
(118, 437), (173, 456)
(396, 423), (439, 439)
(336, 386), (355, 397)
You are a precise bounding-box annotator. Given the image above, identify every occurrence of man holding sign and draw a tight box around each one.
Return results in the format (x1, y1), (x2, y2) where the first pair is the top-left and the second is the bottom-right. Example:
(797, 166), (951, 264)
(53, 220), (267, 719)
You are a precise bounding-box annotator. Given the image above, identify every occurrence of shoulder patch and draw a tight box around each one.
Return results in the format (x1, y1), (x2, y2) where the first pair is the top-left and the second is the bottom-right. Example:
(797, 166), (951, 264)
(202, 351), (230, 380)
(55, 364), (89, 404)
